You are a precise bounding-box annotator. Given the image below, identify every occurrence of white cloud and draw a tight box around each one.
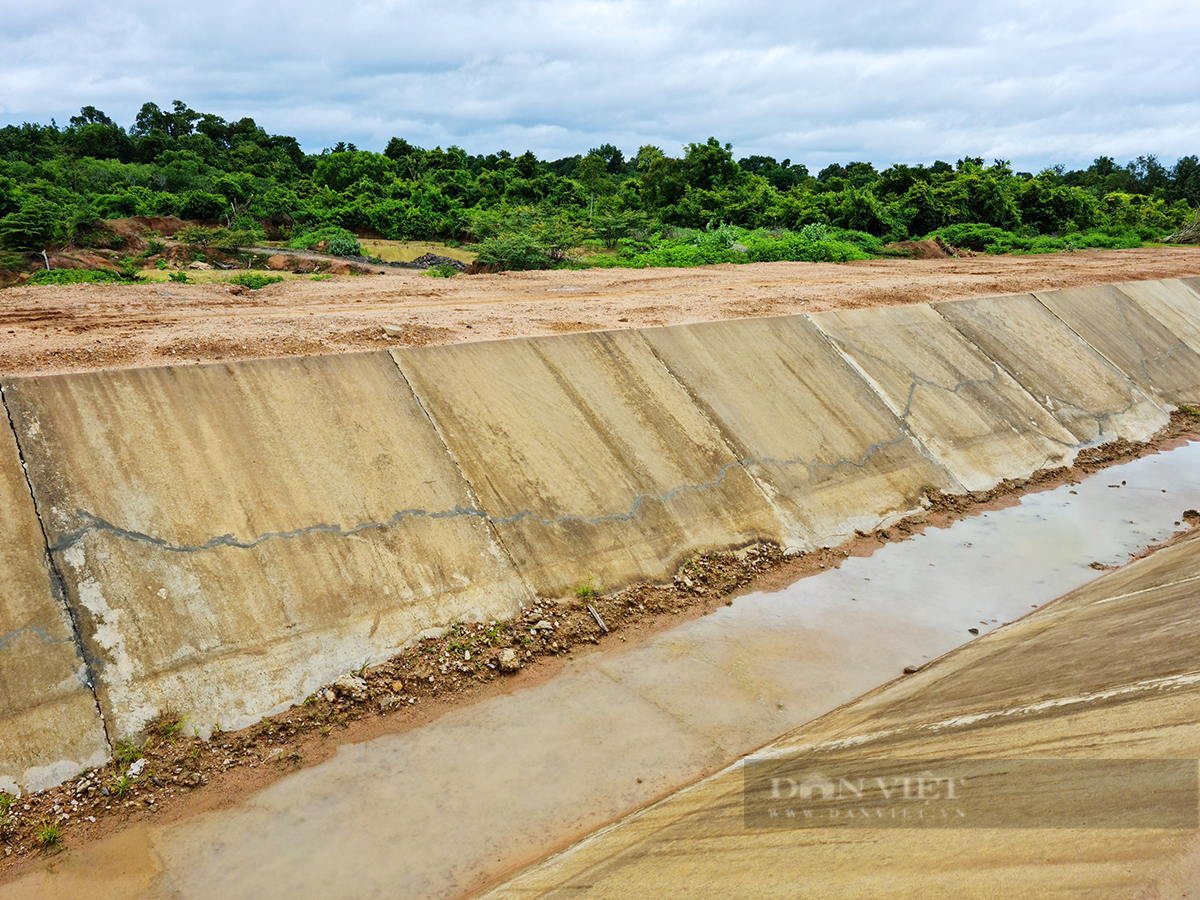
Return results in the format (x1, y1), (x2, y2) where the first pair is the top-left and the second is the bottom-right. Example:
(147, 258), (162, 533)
(2, 0), (1198, 169)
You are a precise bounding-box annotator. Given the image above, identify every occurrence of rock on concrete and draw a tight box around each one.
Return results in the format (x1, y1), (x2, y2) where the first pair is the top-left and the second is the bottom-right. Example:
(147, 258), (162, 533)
(810, 304), (1079, 491)
(1034, 284), (1200, 405)
(638, 315), (960, 546)
(1, 353), (530, 742)
(935, 293), (1169, 443)
(0, 405), (109, 792)
(392, 330), (793, 597)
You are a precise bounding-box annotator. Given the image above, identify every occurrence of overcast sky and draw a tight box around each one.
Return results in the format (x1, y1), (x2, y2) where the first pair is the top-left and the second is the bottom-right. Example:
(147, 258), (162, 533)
(3, 0), (1198, 171)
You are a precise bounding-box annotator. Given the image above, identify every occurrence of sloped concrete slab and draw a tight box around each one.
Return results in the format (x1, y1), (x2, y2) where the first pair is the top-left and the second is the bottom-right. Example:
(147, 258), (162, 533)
(1116, 278), (1200, 356)
(936, 293), (1168, 443)
(1181, 275), (1200, 296)
(2, 353), (530, 741)
(0, 411), (109, 792)
(638, 316), (959, 545)
(1035, 283), (1200, 404)
(810, 304), (1078, 491)
(392, 331), (793, 597)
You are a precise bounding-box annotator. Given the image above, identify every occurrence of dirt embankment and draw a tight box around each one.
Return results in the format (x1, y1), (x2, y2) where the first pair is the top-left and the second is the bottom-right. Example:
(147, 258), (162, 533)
(3, 406), (1199, 878)
(0, 247), (1198, 377)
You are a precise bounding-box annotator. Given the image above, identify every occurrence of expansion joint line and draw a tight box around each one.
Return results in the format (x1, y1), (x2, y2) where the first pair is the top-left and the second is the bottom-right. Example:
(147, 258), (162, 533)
(0, 382), (114, 751)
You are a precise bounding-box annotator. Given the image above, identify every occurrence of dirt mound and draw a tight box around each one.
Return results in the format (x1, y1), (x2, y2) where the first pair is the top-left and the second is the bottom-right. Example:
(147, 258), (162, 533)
(44, 250), (119, 271)
(883, 238), (967, 259)
(105, 216), (188, 238)
(464, 260), (500, 275)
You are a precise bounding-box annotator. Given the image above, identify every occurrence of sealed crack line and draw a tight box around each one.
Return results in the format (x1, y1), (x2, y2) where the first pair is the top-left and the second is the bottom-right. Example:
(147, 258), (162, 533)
(0, 624), (75, 651)
(826, 334), (1086, 452)
(929, 300), (1166, 441)
(45, 435), (916, 556)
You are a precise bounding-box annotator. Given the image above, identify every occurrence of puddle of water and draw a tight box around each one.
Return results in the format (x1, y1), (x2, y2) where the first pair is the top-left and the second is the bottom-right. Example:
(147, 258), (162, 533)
(8, 443), (1200, 900)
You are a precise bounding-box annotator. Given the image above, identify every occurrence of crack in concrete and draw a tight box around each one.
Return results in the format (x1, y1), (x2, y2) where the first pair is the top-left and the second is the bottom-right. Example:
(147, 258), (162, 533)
(822, 332), (1084, 452)
(930, 302), (1159, 443)
(46, 434), (913, 555)
(0, 624), (73, 651)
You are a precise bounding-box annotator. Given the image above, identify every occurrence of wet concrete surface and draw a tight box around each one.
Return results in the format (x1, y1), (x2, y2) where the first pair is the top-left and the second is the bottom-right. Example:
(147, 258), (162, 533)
(5, 441), (1200, 900)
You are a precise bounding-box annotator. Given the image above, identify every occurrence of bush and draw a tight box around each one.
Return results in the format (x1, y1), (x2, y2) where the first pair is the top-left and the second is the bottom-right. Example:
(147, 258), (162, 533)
(28, 268), (124, 285)
(474, 232), (554, 270)
(425, 264), (458, 278)
(288, 227), (361, 257)
(228, 273), (283, 290)
(326, 232), (362, 257)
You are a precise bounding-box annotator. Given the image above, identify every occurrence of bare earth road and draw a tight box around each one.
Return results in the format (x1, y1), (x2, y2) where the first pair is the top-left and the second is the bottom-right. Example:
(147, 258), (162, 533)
(2, 248), (1199, 376)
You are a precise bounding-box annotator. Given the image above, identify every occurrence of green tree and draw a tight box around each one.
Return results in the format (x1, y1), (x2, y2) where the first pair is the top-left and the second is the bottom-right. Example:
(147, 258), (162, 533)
(0, 196), (62, 250)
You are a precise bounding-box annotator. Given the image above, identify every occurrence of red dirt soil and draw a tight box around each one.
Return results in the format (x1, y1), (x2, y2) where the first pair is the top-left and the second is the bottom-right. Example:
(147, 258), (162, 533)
(1, 247), (1198, 377)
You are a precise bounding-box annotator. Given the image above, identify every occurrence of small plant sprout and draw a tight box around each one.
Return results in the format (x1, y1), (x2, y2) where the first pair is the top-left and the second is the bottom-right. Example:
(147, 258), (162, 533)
(152, 712), (186, 743)
(0, 790), (14, 816)
(35, 820), (61, 848)
(575, 574), (598, 600)
(113, 740), (143, 768)
(110, 773), (135, 798)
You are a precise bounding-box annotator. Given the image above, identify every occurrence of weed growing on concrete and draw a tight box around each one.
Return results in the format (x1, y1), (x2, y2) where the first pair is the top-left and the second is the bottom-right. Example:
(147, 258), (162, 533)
(1177, 404), (1200, 417)
(0, 791), (13, 816)
(34, 821), (60, 848)
(574, 574), (598, 600)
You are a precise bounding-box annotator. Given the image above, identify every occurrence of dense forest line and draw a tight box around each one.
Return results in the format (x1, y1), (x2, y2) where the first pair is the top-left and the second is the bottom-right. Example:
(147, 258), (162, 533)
(2, 100), (1198, 272)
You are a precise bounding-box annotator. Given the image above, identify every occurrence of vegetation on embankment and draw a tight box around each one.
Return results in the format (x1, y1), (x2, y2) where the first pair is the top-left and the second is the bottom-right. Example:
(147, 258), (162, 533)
(1, 100), (1198, 273)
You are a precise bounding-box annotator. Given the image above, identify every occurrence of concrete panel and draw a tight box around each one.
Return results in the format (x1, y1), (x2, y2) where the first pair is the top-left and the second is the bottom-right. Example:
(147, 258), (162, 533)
(1181, 275), (1200, 295)
(810, 304), (1079, 491)
(2, 353), (530, 741)
(1035, 283), (1200, 404)
(638, 316), (959, 545)
(1116, 278), (1200, 356)
(936, 293), (1168, 443)
(0, 409), (109, 792)
(392, 331), (793, 597)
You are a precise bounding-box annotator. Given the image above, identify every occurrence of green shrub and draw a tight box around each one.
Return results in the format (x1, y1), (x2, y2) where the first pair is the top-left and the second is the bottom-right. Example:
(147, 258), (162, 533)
(228, 273), (283, 290)
(168, 271), (189, 283)
(288, 227), (361, 257)
(326, 233), (362, 257)
(28, 268), (124, 285)
(155, 258), (170, 269)
(425, 263), (458, 278)
(116, 257), (142, 281)
(475, 232), (554, 270)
